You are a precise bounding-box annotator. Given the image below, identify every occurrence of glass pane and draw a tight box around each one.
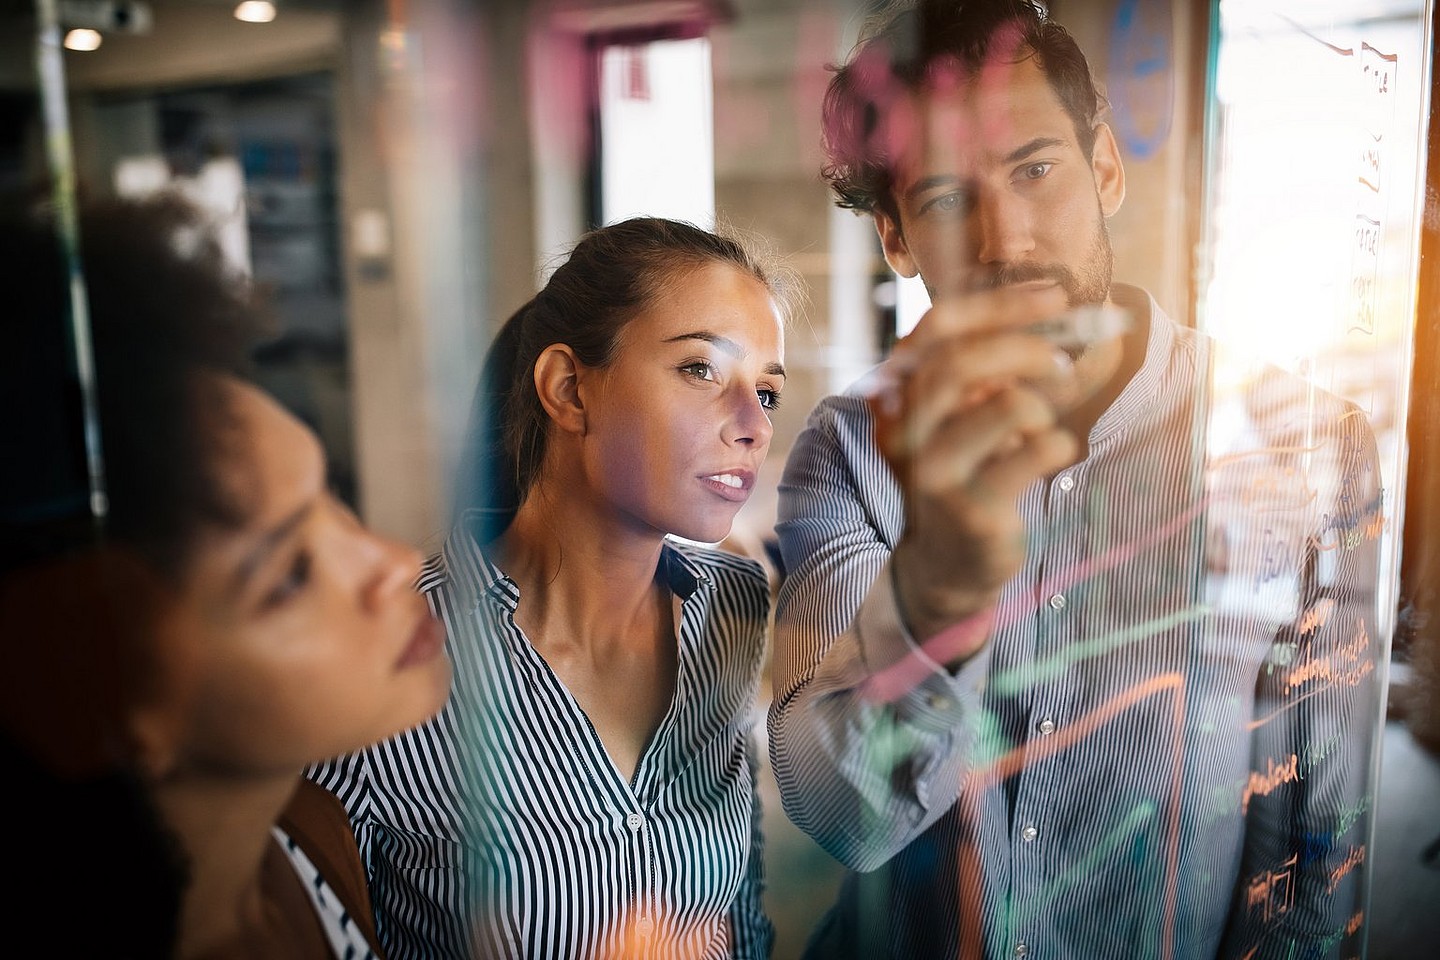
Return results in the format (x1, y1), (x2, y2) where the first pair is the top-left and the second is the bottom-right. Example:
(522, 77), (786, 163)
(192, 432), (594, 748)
(5, 2), (1438, 957)
(1200, 0), (1432, 952)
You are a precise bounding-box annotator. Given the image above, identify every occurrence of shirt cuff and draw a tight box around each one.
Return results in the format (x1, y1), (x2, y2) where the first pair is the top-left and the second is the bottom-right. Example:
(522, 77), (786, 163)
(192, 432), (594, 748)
(855, 559), (988, 734)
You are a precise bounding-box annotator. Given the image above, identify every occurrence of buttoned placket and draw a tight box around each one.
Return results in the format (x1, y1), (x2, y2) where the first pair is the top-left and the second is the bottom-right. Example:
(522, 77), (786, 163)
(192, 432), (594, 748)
(622, 569), (706, 960)
(623, 801), (656, 957)
(1008, 467), (1091, 957)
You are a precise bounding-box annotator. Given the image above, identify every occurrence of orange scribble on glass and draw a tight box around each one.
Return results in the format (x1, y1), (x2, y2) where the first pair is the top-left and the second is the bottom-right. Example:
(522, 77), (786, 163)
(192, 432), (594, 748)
(1237, 463), (1320, 510)
(1244, 853), (1297, 924)
(1283, 618), (1373, 696)
(1296, 597), (1336, 636)
(1327, 844), (1366, 893)
(1241, 753), (1300, 813)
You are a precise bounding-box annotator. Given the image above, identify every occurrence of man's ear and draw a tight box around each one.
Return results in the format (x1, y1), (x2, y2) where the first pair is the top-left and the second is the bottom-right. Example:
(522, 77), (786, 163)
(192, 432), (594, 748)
(875, 211), (920, 278)
(533, 344), (588, 436)
(1090, 122), (1126, 218)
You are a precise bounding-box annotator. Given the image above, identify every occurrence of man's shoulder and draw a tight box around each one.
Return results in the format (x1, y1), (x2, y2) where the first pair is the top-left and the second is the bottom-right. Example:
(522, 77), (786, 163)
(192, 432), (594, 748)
(815, 383), (877, 422)
(788, 380), (882, 460)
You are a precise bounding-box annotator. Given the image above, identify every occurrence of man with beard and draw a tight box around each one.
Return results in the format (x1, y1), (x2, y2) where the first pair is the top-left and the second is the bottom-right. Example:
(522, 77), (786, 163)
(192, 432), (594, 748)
(768, 2), (1383, 958)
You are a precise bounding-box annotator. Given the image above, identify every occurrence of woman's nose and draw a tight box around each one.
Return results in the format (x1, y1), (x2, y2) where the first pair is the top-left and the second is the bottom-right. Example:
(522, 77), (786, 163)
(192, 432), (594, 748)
(724, 388), (774, 449)
(362, 534), (423, 614)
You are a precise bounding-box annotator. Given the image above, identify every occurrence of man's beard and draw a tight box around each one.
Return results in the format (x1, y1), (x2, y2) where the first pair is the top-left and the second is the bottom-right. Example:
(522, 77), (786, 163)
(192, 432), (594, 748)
(981, 216), (1114, 308)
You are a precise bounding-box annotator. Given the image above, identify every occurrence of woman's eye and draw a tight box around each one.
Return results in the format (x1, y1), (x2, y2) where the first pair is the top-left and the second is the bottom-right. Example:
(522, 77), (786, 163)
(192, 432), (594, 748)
(758, 389), (782, 411)
(262, 551), (311, 610)
(1018, 161), (1053, 181)
(680, 361), (717, 382)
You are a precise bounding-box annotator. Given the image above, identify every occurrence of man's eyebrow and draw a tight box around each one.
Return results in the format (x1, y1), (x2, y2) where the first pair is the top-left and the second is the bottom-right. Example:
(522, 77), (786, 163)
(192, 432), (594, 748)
(905, 175), (963, 200)
(1003, 136), (1067, 165)
(233, 499), (315, 592)
(905, 138), (1070, 200)
(663, 331), (786, 378)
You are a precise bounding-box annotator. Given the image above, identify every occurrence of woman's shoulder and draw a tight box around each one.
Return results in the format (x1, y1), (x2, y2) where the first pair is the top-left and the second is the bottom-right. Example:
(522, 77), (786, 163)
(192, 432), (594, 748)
(277, 780), (385, 957)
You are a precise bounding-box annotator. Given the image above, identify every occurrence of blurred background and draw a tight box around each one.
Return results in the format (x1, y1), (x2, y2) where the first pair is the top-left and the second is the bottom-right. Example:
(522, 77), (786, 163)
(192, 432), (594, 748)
(4, 0), (1440, 955)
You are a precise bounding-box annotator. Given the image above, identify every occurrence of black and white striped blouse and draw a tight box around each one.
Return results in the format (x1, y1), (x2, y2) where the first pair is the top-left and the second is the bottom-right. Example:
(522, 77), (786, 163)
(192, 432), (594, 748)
(311, 526), (774, 960)
(768, 285), (1384, 960)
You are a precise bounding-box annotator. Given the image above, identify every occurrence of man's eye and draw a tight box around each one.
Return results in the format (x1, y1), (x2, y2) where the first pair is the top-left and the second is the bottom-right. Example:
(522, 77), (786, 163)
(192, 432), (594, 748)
(680, 361), (717, 382)
(922, 192), (969, 216)
(758, 389), (782, 411)
(1019, 161), (1054, 181)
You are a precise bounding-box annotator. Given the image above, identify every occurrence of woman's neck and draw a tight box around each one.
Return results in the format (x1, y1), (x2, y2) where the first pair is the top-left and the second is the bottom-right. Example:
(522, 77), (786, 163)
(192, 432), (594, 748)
(494, 477), (670, 650)
(493, 473), (681, 781)
(156, 771), (308, 958)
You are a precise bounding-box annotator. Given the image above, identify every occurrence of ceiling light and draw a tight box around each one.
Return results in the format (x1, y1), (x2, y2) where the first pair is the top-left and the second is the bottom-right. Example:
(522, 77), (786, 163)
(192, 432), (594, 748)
(234, 1), (276, 23)
(63, 28), (103, 51)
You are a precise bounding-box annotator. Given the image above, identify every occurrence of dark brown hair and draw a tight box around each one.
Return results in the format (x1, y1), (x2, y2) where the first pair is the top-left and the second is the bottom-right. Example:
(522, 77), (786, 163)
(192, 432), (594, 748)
(458, 217), (786, 542)
(0, 191), (262, 956)
(822, 0), (1107, 222)
(1, 193), (259, 578)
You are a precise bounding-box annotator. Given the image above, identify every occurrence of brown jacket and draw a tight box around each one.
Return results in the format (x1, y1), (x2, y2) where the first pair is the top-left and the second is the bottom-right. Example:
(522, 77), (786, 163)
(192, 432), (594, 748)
(277, 779), (386, 959)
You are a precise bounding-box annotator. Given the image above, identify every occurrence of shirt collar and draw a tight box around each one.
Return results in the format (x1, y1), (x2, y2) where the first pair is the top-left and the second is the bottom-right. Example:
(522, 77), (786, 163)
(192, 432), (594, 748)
(438, 512), (502, 613)
(442, 512), (712, 613)
(658, 540), (713, 601)
(1088, 283), (1182, 446)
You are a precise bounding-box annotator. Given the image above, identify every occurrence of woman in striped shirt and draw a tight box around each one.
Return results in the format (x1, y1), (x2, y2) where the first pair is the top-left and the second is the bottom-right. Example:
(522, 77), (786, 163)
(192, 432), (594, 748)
(312, 218), (789, 959)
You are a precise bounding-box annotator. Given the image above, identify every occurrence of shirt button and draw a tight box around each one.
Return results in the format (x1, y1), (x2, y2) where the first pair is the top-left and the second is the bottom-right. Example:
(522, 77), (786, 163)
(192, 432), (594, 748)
(1014, 942), (1029, 958)
(1058, 474), (1075, 492)
(1021, 825), (1039, 842)
(1037, 717), (1056, 736)
(926, 692), (953, 711)
(1048, 593), (1066, 610)
(626, 813), (644, 831)
(636, 916), (654, 937)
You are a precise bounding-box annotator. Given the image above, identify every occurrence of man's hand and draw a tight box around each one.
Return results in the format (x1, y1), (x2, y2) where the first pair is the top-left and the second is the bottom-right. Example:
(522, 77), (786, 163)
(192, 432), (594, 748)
(868, 286), (1079, 664)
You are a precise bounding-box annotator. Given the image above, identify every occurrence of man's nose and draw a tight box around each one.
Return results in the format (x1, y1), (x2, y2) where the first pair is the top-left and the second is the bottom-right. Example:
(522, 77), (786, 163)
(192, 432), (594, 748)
(973, 187), (1035, 265)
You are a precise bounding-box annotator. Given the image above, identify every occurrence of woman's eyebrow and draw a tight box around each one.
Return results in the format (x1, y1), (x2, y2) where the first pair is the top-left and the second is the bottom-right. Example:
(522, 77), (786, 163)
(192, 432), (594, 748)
(663, 331), (786, 376)
(233, 499), (315, 592)
(664, 330), (739, 354)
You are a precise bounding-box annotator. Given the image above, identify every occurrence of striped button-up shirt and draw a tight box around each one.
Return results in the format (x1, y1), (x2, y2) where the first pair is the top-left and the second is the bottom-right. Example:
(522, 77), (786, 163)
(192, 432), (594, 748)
(311, 525), (774, 960)
(769, 286), (1382, 960)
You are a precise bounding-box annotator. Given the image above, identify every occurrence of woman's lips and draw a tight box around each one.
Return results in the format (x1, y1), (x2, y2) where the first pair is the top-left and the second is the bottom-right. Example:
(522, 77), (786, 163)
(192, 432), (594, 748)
(396, 613), (445, 670)
(700, 470), (754, 503)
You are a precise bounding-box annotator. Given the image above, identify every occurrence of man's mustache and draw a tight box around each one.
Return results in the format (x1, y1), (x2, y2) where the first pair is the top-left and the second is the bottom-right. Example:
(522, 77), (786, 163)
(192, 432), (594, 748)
(976, 263), (1077, 291)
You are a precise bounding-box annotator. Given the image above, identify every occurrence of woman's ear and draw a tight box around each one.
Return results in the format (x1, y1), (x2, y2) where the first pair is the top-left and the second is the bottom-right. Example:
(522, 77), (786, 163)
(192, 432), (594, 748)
(533, 344), (588, 436)
(127, 704), (183, 780)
